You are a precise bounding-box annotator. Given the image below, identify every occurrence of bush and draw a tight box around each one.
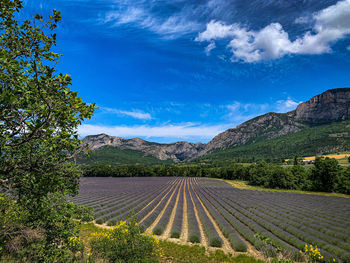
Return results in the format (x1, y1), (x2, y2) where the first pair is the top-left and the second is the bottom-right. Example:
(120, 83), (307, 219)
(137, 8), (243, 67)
(89, 217), (162, 263)
(189, 235), (200, 243)
(171, 232), (180, 238)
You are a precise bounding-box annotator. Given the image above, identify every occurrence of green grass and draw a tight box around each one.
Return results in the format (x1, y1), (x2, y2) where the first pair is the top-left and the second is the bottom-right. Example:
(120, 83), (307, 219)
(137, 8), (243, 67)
(79, 223), (265, 263)
(159, 241), (265, 263)
(78, 146), (173, 165)
(197, 120), (350, 163)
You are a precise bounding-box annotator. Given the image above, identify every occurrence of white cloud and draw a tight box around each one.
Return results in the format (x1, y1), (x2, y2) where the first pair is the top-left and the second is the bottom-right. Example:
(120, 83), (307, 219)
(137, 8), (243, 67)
(102, 5), (200, 39)
(101, 107), (152, 120)
(275, 98), (301, 112)
(105, 7), (144, 25)
(196, 0), (350, 62)
(294, 16), (310, 24)
(140, 14), (200, 39)
(78, 123), (229, 140)
(195, 20), (237, 42)
(205, 41), (216, 55)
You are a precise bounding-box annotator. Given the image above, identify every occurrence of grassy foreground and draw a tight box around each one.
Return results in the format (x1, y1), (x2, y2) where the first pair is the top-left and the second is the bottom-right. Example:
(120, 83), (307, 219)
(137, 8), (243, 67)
(80, 223), (265, 263)
(218, 178), (350, 198)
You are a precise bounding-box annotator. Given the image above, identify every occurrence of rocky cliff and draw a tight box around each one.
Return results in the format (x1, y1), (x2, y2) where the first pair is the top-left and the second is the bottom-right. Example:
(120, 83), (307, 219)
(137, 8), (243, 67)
(82, 88), (350, 162)
(294, 88), (350, 124)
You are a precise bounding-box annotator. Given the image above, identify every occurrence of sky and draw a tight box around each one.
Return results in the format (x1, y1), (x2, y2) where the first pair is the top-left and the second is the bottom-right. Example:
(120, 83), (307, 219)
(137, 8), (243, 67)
(21, 0), (350, 143)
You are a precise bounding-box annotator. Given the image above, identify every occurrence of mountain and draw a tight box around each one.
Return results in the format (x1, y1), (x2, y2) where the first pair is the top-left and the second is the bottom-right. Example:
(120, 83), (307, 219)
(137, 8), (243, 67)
(201, 88), (350, 156)
(81, 134), (205, 163)
(80, 88), (350, 164)
(77, 146), (172, 165)
(196, 120), (350, 163)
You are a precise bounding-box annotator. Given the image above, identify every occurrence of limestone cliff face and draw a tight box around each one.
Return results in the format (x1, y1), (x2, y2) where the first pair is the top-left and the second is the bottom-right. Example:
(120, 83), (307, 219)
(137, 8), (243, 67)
(81, 134), (205, 162)
(294, 88), (350, 124)
(82, 88), (350, 162)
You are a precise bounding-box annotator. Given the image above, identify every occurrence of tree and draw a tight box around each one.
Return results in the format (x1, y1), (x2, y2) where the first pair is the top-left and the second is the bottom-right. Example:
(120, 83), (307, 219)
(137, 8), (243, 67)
(0, 0), (95, 260)
(311, 157), (341, 192)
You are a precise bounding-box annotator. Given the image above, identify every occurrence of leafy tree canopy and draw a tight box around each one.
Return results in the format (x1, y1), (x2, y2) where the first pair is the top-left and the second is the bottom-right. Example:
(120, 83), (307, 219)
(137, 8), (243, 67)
(0, 0), (96, 260)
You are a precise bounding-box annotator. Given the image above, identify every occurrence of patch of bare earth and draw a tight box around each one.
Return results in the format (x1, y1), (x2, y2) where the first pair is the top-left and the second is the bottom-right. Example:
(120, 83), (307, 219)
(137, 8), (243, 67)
(180, 180), (188, 241)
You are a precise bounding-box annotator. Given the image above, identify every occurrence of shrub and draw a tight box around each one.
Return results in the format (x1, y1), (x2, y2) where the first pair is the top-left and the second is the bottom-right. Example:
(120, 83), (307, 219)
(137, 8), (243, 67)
(189, 235), (200, 243)
(89, 217), (162, 263)
(171, 232), (180, 238)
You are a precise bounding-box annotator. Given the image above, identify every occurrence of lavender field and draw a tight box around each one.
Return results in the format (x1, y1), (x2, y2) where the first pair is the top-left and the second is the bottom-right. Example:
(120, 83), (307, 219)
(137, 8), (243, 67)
(71, 177), (350, 262)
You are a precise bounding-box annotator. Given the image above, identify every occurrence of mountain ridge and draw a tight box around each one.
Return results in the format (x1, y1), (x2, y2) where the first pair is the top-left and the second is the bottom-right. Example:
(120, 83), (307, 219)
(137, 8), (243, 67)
(81, 133), (205, 162)
(81, 88), (350, 163)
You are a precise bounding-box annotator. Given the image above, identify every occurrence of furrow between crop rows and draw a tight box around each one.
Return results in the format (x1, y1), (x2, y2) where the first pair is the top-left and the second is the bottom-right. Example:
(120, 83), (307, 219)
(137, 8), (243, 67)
(162, 179), (183, 238)
(145, 179), (182, 234)
(187, 178), (208, 247)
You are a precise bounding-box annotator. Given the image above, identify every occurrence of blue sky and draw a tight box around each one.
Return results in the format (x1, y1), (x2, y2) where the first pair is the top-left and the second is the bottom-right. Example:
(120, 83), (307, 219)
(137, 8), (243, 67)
(22, 0), (350, 143)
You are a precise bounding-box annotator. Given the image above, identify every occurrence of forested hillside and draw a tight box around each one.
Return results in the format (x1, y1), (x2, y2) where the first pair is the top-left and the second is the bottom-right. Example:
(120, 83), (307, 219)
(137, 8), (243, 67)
(195, 120), (350, 163)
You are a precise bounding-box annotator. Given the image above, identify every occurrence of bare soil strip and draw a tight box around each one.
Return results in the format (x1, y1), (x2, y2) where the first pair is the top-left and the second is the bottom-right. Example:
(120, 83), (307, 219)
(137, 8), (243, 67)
(140, 178), (180, 224)
(187, 178), (208, 248)
(180, 179), (188, 241)
(91, 178), (263, 260)
(161, 179), (183, 238)
(145, 179), (181, 234)
(190, 178), (235, 255)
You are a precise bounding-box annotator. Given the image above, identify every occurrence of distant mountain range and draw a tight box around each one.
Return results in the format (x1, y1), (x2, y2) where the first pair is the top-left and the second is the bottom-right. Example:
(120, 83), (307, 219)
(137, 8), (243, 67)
(80, 88), (350, 164)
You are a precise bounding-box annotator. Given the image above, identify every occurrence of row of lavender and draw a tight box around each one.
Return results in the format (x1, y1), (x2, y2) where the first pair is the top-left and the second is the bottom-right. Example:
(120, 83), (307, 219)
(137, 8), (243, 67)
(195, 178), (350, 262)
(72, 177), (350, 262)
(70, 177), (179, 225)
